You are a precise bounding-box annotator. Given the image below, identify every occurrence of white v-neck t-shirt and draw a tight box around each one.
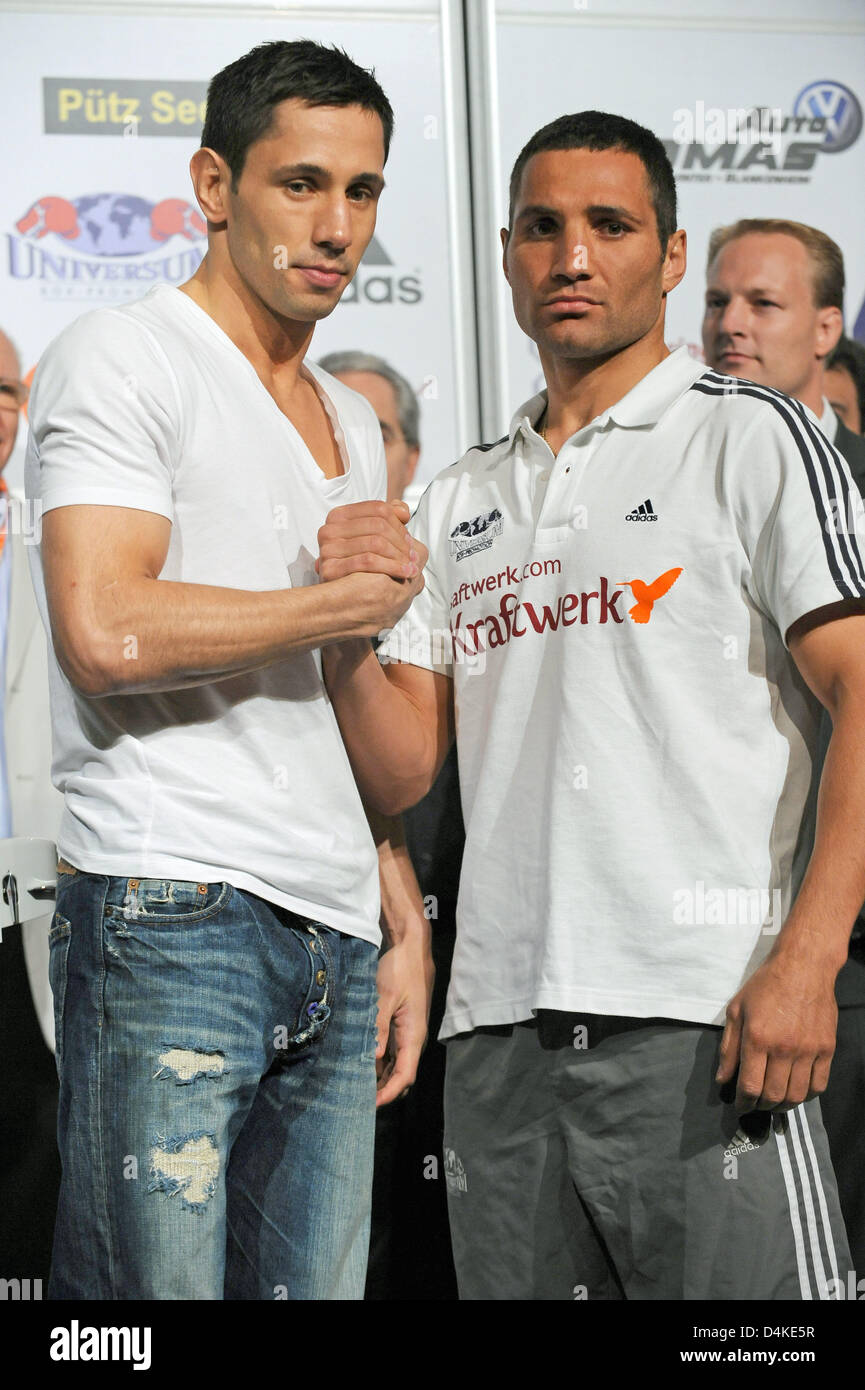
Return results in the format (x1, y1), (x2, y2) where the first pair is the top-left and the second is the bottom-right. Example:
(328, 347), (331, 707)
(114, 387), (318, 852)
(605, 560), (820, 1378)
(379, 349), (865, 1033)
(25, 283), (387, 942)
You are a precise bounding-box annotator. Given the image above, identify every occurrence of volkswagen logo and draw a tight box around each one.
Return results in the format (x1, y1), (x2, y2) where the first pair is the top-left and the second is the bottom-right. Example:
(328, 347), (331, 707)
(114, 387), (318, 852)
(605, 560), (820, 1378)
(793, 80), (862, 153)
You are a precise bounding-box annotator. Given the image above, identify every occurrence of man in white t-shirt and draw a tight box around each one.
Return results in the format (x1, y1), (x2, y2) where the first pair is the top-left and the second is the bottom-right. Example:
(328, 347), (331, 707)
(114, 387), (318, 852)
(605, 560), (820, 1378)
(319, 112), (865, 1299)
(25, 39), (431, 1301)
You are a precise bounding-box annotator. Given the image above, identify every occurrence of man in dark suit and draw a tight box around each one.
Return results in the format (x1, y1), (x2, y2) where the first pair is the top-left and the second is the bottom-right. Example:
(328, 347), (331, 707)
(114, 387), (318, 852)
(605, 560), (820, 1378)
(320, 350), (460, 1300)
(835, 405), (865, 491)
(702, 218), (865, 1271)
(0, 324), (64, 1285)
(826, 337), (865, 437)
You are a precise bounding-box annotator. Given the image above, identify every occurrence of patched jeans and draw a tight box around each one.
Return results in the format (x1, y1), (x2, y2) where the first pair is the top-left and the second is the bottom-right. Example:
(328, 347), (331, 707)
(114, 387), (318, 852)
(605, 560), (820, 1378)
(48, 867), (379, 1300)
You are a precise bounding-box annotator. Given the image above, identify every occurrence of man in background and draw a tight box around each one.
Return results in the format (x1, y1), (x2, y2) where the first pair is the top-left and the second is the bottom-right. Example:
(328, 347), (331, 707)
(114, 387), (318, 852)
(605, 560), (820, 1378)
(319, 350), (420, 502)
(320, 349), (459, 1299)
(703, 218), (865, 1270)
(826, 336), (865, 436)
(0, 325), (63, 1281)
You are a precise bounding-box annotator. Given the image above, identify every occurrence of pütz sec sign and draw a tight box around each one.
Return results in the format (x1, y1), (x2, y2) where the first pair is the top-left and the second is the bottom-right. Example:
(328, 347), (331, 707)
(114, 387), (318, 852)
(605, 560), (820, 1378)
(43, 78), (208, 137)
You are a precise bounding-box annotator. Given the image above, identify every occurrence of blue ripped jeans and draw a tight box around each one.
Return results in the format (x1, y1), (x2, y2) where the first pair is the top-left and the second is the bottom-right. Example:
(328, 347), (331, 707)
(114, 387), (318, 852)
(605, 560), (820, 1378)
(48, 868), (379, 1300)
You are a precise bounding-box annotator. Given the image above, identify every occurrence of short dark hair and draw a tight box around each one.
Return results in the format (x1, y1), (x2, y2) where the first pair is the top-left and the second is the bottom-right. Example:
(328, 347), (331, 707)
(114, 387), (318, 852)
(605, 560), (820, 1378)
(826, 335), (865, 430)
(201, 39), (394, 190)
(507, 111), (678, 254)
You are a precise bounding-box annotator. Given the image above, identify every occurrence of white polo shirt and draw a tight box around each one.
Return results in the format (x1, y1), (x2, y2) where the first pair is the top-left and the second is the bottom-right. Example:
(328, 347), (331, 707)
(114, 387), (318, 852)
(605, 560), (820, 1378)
(25, 283), (387, 943)
(379, 347), (865, 1035)
(819, 397), (839, 444)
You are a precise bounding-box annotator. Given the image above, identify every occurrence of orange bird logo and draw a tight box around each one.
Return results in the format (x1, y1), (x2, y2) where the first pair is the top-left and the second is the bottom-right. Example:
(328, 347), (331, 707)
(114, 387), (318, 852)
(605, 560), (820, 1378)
(617, 567), (683, 623)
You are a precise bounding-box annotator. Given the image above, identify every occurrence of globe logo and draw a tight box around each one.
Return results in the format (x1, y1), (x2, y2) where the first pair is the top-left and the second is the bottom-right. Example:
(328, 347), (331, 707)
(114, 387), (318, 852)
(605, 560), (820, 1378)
(15, 192), (206, 254)
(793, 80), (863, 153)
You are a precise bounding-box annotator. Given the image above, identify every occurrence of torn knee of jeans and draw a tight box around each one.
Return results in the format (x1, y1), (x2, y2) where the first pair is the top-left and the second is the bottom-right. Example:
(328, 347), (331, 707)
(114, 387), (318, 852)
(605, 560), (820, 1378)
(153, 1046), (227, 1084)
(148, 1131), (219, 1211)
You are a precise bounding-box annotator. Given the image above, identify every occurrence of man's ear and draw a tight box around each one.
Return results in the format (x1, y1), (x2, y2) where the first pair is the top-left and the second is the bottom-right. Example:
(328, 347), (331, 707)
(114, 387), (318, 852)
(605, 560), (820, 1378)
(500, 226), (511, 286)
(661, 228), (687, 297)
(187, 147), (231, 228)
(815, 304), (843, 363)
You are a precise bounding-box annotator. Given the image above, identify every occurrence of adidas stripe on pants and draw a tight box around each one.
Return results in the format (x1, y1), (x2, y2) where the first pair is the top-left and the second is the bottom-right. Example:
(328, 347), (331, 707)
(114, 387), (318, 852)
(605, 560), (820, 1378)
(443, 1012), (852, 1300)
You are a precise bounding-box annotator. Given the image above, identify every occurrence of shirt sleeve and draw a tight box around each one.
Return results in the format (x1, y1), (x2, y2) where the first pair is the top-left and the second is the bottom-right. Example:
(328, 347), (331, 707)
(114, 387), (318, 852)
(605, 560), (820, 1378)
(371, 426), (387, 504)
(377, 482), (454, 676)
(731, 398), (865, 644)
(26, 308), (180, 520)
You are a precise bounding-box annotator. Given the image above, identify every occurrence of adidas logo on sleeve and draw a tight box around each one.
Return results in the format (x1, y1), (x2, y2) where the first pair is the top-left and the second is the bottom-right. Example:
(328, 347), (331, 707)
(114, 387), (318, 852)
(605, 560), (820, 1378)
(625, 497), (657, 521)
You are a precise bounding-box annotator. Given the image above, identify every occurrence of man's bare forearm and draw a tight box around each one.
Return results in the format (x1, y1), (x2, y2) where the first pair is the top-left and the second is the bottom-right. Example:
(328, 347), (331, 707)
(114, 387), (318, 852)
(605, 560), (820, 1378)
(771, 693), (865, 975)
(69, 576), (396, 697)
(323, 639), (439, 812)
(368, 808), (433, 948)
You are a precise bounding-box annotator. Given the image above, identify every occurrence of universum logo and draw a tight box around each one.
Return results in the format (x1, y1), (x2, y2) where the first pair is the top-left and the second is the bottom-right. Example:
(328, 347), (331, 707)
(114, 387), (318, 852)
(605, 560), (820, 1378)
(49, 1320), (152, 1371)
(9, 191), (206, 300)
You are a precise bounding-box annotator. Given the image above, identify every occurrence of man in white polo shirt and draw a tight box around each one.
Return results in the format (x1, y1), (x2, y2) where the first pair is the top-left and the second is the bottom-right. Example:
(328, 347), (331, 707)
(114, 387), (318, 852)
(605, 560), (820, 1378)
(702, 218), (865, 1276)
(25, 39), (431, 1301)
(320, 112), (865, 1299)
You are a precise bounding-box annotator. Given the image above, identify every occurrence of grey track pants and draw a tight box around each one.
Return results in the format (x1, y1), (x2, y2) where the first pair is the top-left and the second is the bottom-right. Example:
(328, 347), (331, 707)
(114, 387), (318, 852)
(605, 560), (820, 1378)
(443, 1012), (852, 1301)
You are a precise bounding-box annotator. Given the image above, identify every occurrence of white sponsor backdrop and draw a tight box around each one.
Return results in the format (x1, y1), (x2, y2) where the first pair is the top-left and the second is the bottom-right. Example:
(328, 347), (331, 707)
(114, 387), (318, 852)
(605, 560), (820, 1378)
(0, 1), (475, 493)
(474, 0), (865, 431)
(1, 0), (864, 481)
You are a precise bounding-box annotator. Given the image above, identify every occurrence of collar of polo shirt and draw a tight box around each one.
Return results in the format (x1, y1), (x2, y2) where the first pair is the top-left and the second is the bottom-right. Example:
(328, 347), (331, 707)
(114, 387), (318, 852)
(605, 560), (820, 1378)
(510, 345), (700, 443)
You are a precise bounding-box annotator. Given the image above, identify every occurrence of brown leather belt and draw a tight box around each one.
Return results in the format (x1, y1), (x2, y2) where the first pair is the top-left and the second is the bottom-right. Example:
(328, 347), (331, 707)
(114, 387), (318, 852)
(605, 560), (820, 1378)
(57, 858), (79, 875)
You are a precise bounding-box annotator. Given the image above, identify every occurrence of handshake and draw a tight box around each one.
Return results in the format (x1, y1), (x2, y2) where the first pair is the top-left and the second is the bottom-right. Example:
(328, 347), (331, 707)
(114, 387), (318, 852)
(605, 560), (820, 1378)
(315, 499), (429, 637)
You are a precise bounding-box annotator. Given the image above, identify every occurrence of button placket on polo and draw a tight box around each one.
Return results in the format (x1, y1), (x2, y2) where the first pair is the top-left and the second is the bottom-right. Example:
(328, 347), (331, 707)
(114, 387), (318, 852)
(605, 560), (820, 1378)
(535, 423), (605, 539)
(516, 425), (553, 532)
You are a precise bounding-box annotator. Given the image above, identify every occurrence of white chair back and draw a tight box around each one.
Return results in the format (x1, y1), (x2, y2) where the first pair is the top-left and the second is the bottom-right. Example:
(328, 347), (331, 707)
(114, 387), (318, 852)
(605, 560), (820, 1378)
(0, 838), (57, 940)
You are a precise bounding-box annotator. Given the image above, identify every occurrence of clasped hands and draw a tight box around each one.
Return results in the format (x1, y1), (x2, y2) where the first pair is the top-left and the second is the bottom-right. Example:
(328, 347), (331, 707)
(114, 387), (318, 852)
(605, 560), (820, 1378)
(316, 499), (428, 635)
